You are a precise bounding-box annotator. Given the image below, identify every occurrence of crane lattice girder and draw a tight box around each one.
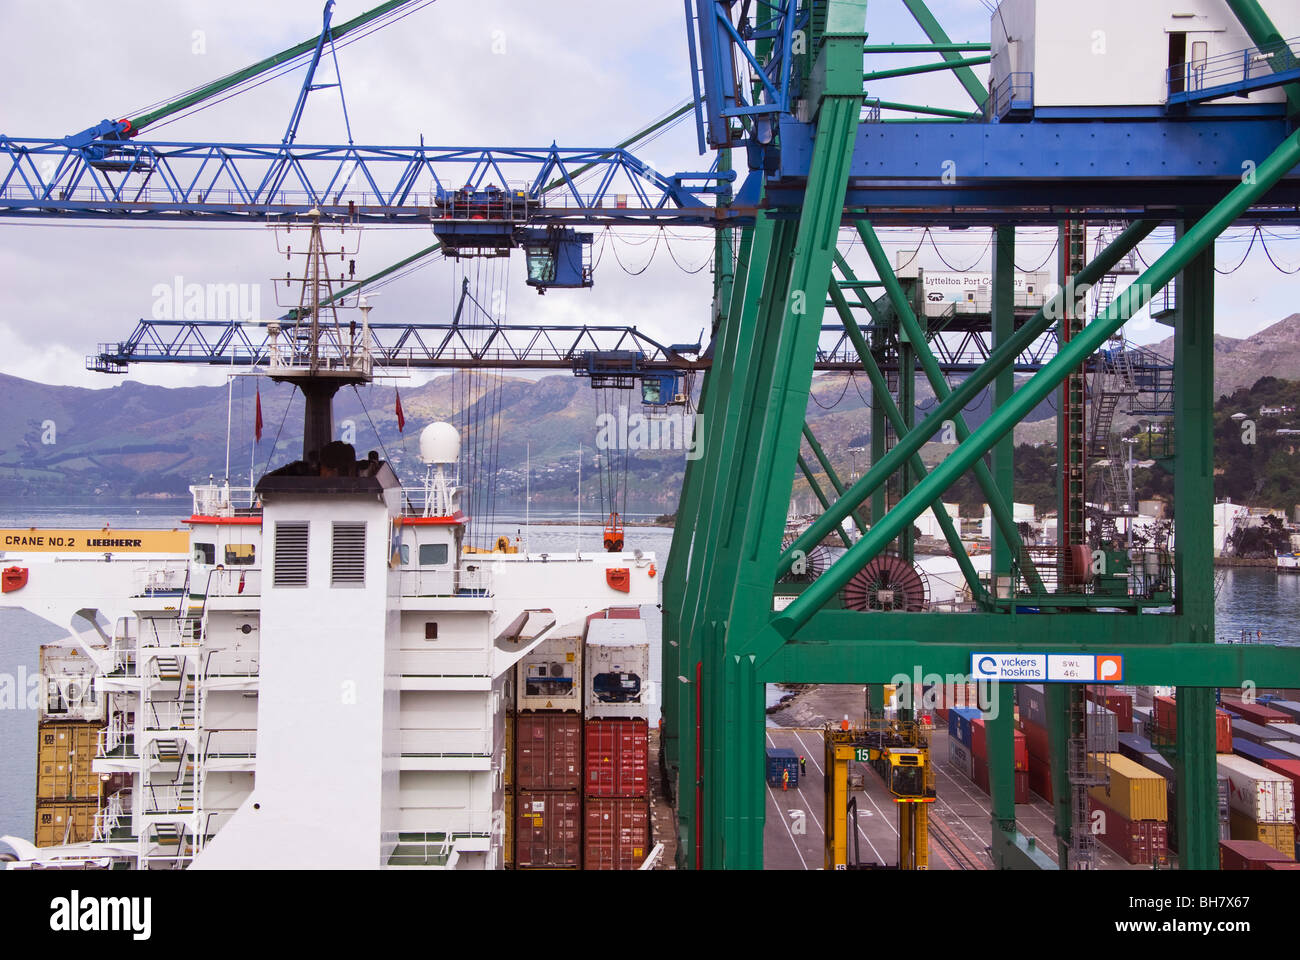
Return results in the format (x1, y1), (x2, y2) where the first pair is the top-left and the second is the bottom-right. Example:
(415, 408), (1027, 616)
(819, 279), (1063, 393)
(90, 316), (1167, 376)
(0, 139), (729, 225)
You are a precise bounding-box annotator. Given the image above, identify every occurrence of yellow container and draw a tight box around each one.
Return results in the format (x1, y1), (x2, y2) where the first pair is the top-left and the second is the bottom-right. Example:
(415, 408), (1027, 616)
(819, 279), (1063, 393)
(504, 791), (514, 870)
(1229, 809), (1296, 858)
(36, 723), (102, 802)
(505, 715), (514, 789)
(34, 801), (98, 847)
(1088, 753), (1167, 822)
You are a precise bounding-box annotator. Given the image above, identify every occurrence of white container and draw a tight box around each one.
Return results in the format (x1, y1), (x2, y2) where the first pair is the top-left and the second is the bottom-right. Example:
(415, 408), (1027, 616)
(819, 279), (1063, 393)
(1265, 740), (1300, 762)
(1217, 754), (1296, 824)
(516, 635), (583, 713)
(1270, 722), (1300, 742)
(584, 618), (650, 720)
(948, 741), (973, 781)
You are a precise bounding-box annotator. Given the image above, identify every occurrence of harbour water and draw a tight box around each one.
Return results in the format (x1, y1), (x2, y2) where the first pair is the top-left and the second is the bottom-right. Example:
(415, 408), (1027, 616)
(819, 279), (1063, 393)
(3, 500), (1297, 842)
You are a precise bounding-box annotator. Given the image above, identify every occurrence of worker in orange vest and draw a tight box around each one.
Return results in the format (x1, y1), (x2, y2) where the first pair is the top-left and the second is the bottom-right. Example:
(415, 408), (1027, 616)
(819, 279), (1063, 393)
(782, 769), (790, 792)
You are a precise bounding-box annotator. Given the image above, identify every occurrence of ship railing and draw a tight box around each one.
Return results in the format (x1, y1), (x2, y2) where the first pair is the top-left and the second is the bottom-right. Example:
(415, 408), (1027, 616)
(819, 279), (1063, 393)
(203, 649), (260, 679)
(191, 482), (259, 517)
(144, 699), (197, 731)
(398, 566), (494, 598)
(202, 729), (257, 760)
(97, 713), (133, 758)
(107, 633), (137, 677)
(206, 567), (262, 598)
(142, 617), (201, 649)
(133, 560), (190, 597)
(142, 782), (196, 816)
(93, 793), (126, 842)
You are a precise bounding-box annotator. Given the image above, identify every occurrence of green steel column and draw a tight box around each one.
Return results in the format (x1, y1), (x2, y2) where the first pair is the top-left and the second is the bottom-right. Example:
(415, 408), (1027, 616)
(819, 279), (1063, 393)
(991, 226), (1016, 585)
(826, 280), (988, 604)
(987, 681), (1018, 863)
(779, 221), (1160, 575)
(871, 385), (888, 524)
(899, 340), (916, 565)
(706, 2), (867, 867)
(802, 424), (869, 536)
(1174, 214), (1219, 869)
(673, 220), (764, 868)
(1045, 683), (1075, 866)
(774, 130), (1300, 639)
(858, 222), (1041, 591)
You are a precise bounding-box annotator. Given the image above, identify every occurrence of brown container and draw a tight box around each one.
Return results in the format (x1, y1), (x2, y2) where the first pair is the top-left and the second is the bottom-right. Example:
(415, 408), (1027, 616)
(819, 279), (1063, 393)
(1088, 753), (1167, 821)
(503, 791), (514, 869)
(1088, 795), (1169, 866)
(36, 722), (101, 802)
(1022, 718), (1050, 764)
(584, 797), (650, 870)
(1086, 690), (1134, 733)
(504, 715), (514, 789)
(515, 712), (583, 792)
(515, 791), (581, 868)
(34, 800), (98, 847)
(1154, 697), (1235, 752)
(1228, 808), (1296, 859)
(1220, 838), (1293, 870)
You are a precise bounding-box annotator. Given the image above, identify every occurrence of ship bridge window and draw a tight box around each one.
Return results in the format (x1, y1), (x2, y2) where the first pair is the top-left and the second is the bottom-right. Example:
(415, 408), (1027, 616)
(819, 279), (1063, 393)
(193, 543), (215, 565)
(418, 543), (449, 566)
(225, 543), (256, 566)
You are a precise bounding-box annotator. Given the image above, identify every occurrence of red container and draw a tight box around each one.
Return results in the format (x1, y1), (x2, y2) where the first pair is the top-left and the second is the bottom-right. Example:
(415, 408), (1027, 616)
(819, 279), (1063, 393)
(1265, 861), (1300, 870)
(515, 791), (582, 868)
(1220, 698), (1292, 727)
(1027, 753), (1053, 803)
(1154, 695), (1177, 733)
(584, 718), (648, 798)
(1151, 697), (1234, 752)
(969, 756), (1028, 803)
(1088, 795), (1168, 866)
(1219, 838), (1293, 870)
(969, 719), (1028, 772)
(516, 713), (583, 791)
(1015, 769), (1029, 804)
(1022, 718), (1050, 763)
(1260, 757), (1300, 798)
(1087, 690), (1134, 733)
(583, 797), (650, 870)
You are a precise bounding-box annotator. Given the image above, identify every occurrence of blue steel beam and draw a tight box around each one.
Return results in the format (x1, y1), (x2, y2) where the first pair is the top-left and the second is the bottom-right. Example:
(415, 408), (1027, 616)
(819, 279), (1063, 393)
(0, 139), (732, 225)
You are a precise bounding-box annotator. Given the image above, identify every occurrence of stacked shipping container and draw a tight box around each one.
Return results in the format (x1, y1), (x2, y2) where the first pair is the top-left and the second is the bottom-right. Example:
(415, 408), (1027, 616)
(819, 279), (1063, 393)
(582, 613), (651, 870)
(1087, 753), (1170, 865)
(34, 721), (102, 847)
(1219, 754), (1296, 860)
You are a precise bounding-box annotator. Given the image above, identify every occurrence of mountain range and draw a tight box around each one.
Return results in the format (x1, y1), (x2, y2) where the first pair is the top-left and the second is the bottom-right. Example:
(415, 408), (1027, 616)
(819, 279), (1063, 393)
(3, 314), (1297, 508)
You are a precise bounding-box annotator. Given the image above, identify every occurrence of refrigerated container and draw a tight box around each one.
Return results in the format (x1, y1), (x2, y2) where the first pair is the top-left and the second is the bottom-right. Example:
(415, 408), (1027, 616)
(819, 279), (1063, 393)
(516, 635), (583, 713)
(1217, 754), (1295, 824)
(584, 617), (650, 720)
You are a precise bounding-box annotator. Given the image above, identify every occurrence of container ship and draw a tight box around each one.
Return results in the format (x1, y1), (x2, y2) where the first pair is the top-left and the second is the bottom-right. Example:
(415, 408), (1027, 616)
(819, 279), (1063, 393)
(0, 424), (657, 869)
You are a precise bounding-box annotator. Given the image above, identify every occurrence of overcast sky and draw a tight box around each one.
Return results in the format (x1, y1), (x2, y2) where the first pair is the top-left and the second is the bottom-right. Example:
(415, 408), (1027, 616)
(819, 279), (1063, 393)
(0, 0), (1296, 390)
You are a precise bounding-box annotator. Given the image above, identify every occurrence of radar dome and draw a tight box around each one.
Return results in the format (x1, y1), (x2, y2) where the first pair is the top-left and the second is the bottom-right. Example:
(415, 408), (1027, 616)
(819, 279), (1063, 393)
(419, 422), (461, 464)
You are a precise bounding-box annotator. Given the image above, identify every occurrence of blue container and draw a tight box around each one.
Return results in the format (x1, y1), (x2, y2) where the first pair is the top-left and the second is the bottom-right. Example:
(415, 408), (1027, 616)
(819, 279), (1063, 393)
(951, 707), (981, 749)
(766, 747), (800, 787)
(1117, 732), (1154, 763)
(1233, 738), (1290, 764)
(1230, 719), (1278, 745)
